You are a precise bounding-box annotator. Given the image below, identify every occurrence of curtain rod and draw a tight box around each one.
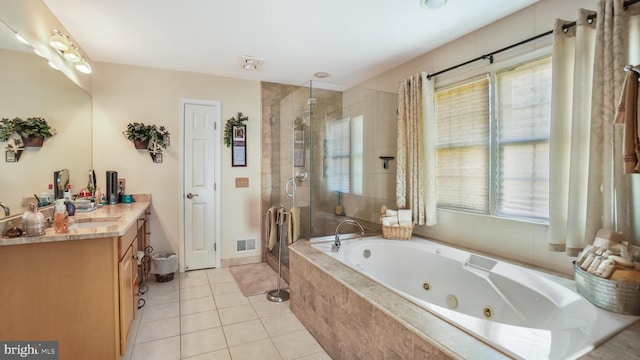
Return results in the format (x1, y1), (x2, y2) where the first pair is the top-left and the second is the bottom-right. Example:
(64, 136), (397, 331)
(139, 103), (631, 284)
(427, 0), (640, 80)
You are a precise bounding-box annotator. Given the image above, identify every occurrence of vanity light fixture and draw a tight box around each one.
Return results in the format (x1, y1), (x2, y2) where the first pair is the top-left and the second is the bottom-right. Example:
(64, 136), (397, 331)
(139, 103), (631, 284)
(75, 58), (92, 74)
(49, 30), (69, 51)
(15, 33), (28, 45)
(48, 61), (60, 70)
(62, 46), (81, 63)
(238, 55), (264, 71)
(48, 29), (92, 74)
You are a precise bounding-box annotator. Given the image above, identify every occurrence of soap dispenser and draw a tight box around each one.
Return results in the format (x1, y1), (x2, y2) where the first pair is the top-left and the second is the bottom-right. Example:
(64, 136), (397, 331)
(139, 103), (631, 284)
(21, 203), (45, 236)
(54, 199), (69, 234)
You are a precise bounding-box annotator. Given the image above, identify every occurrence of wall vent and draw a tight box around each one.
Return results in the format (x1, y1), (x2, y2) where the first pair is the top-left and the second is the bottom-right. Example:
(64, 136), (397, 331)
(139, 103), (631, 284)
(236, 238), (256, 252)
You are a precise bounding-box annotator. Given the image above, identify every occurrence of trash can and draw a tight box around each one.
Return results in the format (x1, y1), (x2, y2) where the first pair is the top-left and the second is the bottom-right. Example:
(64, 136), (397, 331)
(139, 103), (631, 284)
(150, 252), (178, 282)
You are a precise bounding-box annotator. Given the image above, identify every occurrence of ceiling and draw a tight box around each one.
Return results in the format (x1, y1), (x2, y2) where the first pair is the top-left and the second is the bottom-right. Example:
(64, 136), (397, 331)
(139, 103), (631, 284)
(41, 0), (537, 89)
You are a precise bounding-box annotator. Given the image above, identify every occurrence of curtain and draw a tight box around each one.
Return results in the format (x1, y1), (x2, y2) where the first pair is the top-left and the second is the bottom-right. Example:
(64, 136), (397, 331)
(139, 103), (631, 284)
(549, 0), (635, 256)
(396, 72), (436, 226)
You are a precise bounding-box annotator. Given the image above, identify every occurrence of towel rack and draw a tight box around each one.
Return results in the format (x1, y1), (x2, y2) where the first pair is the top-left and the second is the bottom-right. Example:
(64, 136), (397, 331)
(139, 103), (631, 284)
(624, 65), (640, 81)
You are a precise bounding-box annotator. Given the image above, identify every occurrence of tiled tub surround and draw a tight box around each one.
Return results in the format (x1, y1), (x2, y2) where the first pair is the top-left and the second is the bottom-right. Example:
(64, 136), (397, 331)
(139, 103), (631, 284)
(289, 239), (640, 360)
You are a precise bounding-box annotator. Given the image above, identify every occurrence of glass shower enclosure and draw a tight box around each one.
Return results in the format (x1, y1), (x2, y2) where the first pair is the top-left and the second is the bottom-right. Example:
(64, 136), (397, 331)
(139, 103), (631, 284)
(262, 81), (398, 281)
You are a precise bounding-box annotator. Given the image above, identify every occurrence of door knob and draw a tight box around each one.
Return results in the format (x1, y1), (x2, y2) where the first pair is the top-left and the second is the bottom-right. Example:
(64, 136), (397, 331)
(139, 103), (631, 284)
(186, 192), (199, 199)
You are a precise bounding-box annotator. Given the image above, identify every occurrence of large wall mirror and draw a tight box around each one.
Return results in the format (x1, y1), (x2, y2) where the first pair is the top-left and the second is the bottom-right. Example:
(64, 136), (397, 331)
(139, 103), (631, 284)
(0, 19), (92, 218)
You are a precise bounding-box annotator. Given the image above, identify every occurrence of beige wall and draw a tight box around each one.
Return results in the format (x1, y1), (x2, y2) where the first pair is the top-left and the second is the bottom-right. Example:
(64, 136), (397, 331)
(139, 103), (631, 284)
(92, 62), (261, 264)
(354, 0), (601, 275)
(0, 49), (91, 213)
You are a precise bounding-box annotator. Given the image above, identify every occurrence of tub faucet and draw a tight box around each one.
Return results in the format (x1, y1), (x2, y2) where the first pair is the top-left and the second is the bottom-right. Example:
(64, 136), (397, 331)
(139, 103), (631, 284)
(0, 202), (9, 216)
(332, 219), (365, 252)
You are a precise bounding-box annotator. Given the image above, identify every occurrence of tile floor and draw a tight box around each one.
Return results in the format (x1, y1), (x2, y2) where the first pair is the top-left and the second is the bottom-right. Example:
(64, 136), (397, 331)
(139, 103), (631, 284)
(121, 267), (331, 360)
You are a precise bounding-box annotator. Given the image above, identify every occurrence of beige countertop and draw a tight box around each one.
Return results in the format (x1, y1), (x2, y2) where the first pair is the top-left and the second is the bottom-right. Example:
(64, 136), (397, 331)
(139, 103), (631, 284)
(0, 201), (150, 246)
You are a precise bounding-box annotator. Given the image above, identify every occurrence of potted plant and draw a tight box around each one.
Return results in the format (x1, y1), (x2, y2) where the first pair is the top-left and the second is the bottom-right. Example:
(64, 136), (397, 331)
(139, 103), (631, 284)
(124, 122), (170, 151)
(0, 117), (56, 147)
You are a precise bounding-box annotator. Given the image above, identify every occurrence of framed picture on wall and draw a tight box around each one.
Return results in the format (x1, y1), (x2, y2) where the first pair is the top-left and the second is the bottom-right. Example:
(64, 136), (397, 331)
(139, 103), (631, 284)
(232, 125), (247, 167)
(5, 150), (17, 162)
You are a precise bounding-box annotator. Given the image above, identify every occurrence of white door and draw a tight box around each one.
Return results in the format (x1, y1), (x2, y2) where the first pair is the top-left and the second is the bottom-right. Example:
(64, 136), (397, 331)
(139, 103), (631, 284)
(182, 101), (220, 270)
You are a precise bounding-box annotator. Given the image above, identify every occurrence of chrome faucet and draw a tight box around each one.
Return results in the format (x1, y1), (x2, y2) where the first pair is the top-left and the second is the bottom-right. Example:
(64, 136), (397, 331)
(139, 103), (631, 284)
(0, 202), (9, 216)
(332, 219), (365, 252)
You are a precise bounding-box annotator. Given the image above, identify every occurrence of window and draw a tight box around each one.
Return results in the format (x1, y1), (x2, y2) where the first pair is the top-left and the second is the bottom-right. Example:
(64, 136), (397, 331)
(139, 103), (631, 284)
(434, 56), (551, 221)
(435, 76), (490, 213)
(496, 57), (551, 219)
(326, 115), (364, 195)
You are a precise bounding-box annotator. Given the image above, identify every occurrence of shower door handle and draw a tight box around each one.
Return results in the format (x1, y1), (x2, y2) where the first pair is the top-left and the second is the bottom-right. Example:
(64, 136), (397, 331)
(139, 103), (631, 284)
(285, 178), (296, 198)
(186, 192), (199, 199)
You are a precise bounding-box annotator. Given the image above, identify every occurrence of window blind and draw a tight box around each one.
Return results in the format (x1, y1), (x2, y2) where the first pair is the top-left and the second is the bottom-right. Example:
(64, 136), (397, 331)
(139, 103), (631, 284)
(435, 76), (490, 212)
(496, 57), (551, 219)
(326, 117), (351, 193)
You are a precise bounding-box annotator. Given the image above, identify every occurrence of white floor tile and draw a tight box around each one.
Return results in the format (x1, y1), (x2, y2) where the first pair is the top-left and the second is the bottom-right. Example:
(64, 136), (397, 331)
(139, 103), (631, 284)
(181, 309), (221, 334)
(252, 298), (292, 318)
(260, 311), (306, 338)
(180, 327), (228, 358)
(141, 301), (180, 322)
(218, 303), (258, 325)
(130, 335), (180, 360)
(180, 275), (210, 289)
(135, 316), (180, 343)
(181, 348), (231, 360)
(222, 318), (269, 347)
(214, 291), (250, 309)
(126, 269), (329, 360)
(181, 270), (208, 279)
(180, 285), (213, 301)
(143, 289), (179, 306)
(228, 338), (282, 360)
(206, 268), (235, 282)
(210, 280), (241, 295)
(271, 329), (324, 360)
(180, 296), (216, 315)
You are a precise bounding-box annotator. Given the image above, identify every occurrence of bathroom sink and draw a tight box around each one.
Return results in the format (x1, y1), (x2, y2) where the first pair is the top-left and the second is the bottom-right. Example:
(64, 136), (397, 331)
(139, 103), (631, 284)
(69, 217), (120, 229)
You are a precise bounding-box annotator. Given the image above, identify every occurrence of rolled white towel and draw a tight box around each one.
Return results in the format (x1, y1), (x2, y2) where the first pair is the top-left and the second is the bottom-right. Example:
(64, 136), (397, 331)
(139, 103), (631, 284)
(398, 209), (412, 227)
(381, 216), (399, 226)
(385, 209), (398, 217)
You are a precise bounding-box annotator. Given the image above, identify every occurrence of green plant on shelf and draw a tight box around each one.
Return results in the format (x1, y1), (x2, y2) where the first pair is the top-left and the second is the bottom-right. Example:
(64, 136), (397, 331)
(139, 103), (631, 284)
(0, 117), (56, 142)
(224, 112), (248, 148)
(124, 122), (170, 151)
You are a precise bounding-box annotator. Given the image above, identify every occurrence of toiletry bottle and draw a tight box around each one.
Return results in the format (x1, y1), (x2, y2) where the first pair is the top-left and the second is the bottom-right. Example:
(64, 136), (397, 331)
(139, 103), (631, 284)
(48, 183), (54, 201)
(64, 184), (72, 200)
(54, 199), (69, 233)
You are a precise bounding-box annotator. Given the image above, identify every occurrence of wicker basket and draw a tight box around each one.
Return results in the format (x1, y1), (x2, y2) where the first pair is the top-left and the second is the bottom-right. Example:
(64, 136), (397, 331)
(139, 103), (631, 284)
(380, 205), (413, 240)
(574, 262), (640, 315)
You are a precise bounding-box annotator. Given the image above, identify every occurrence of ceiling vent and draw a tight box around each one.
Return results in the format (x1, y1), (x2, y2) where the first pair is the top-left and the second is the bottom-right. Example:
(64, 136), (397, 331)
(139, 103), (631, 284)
(238, 55), (264, 71)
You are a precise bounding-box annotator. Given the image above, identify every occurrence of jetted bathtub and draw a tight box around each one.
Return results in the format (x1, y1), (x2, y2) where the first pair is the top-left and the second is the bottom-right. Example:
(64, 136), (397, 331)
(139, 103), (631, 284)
(311, 236), (639, 359)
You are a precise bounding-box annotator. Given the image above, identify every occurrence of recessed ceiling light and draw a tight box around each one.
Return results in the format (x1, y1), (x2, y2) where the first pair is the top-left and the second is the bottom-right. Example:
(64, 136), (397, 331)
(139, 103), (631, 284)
(238, 55), (264, 71)
(313, 72), (330, 78)
(419, 0), (447, 9)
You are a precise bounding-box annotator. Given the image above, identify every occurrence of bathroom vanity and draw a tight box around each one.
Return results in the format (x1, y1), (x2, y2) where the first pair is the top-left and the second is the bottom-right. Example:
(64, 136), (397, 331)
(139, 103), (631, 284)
(0, 201), (151, 360)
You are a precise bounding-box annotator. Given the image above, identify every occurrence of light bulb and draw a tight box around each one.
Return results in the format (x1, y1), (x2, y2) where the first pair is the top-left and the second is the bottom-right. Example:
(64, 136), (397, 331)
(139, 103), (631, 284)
(75, 59), (92, 74)
(49, 33), (69, 51)
(63, 47), (81, 62)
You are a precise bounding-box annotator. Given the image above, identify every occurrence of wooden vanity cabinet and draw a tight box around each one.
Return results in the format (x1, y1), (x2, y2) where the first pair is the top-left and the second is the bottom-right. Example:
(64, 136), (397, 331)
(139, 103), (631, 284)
(118, 216), (145, 355)
(0, 204), (151, 360)
(137, 209), (151, 281)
